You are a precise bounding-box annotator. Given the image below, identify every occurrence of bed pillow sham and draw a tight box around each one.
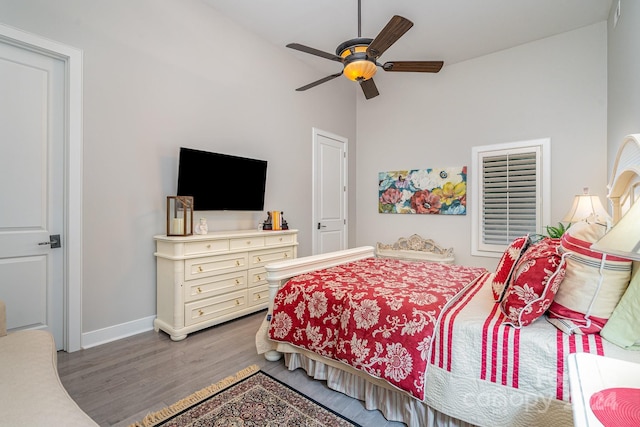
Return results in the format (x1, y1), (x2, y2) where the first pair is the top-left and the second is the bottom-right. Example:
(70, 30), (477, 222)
(491, 235), (530, 303)
(547, 221), (632, 335)
(501, 238), (567, 328)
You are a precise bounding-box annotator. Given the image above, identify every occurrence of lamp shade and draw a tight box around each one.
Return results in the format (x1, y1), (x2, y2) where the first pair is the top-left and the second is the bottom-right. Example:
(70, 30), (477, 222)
(343, 59), (377, 81)
(562, 188), (610, 223)
(591, 198), (640, 261)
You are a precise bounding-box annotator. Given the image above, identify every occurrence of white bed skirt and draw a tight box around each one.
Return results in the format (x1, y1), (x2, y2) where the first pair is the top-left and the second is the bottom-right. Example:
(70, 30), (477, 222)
(284, 352), (477, 427)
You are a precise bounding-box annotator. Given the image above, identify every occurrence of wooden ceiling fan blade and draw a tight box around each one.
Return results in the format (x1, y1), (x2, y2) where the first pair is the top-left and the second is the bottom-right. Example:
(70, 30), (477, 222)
(382, 61), (444, 73)
(296, 72), (343, 91)
(360, 78), (379, 99)
(286, 43), (343, 62)
(367, 16), (413, 59)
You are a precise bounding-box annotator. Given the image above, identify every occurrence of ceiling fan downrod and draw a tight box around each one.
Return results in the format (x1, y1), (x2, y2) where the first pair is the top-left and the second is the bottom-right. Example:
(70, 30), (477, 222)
(358, 0), (362, 37)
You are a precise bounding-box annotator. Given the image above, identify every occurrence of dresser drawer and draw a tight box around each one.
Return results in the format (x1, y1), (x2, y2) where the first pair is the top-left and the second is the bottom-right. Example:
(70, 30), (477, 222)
(265, 233), (295, 246)
(184, 239), (229, 256)
(185, 253), (248, 281)
(248, 284), (269, 307)
(184, 290), (247, 326)
(229, 236), (265, 251)
(184, 271), (247, 302)
(248, 266), (268, 287)
(249, 247), (294, 268)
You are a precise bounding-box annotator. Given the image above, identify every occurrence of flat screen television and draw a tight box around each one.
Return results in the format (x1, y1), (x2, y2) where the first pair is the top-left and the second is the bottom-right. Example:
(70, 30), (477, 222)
(177, 147), (267, 211)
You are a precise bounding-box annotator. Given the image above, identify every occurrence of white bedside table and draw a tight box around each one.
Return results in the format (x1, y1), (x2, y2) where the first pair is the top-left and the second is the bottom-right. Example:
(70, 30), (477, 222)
(568, 353), (640, 426)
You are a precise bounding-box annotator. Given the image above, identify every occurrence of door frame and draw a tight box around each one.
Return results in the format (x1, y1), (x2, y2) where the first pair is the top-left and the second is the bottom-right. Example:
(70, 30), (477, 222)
(311, 127), (348, 255)
(0, 24), (83, 352)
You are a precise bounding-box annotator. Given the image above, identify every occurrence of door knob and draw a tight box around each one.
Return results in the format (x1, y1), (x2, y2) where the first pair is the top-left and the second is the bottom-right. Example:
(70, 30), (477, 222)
(38, 234), (61, 248)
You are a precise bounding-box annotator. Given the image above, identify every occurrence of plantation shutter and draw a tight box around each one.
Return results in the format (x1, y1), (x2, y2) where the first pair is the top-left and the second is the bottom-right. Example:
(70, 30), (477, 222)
(481, 150), (539, 246)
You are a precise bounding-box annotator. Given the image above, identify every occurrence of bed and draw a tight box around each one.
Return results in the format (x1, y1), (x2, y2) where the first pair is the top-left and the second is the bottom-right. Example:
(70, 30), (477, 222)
(256, 135), (640, 427)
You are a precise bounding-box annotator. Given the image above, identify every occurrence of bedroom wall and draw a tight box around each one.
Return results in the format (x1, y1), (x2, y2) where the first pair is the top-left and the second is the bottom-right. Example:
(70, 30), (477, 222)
(355, 23), (608, 270)
(607, 0), (640, 169)
(0, 0), (357, 340)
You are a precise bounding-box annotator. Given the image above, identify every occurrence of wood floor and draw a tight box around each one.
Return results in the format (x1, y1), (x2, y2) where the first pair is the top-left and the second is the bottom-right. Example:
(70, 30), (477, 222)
(57, 310), (406, 426)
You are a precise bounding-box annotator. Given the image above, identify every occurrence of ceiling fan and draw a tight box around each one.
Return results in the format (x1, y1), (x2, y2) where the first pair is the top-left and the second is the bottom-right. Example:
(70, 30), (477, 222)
(287, 0), (444, 100)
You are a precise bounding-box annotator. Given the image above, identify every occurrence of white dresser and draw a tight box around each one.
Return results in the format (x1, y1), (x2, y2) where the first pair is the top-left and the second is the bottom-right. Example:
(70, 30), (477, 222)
(154, 229), (298, 341)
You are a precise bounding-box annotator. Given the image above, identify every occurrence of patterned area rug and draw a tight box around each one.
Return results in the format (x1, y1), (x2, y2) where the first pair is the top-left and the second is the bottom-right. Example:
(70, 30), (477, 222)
(130, 365), (360, 427)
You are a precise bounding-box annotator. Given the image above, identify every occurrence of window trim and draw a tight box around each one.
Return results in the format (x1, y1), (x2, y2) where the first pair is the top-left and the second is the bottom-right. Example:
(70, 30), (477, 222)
(471, 138), (551, 257)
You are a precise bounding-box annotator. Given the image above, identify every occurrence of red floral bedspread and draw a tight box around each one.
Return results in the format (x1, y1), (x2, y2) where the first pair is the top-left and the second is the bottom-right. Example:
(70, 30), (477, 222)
(268, 257), (487, 399)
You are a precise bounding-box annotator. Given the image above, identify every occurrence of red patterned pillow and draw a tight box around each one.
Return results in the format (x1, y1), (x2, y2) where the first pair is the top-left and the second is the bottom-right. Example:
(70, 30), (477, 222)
(491, 235), (530, 302)
(500, 238), (567, 328)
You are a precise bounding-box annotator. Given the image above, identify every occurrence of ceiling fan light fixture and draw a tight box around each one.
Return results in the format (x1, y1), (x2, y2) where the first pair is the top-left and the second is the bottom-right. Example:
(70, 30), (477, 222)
(336, 38), (377, 81)
(338, 44), (368, 58)
(343, 58), (377, 81)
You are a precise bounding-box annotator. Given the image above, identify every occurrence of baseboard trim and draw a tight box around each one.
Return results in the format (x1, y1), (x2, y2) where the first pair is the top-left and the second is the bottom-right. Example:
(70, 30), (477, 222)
(81, 315), (156, 349)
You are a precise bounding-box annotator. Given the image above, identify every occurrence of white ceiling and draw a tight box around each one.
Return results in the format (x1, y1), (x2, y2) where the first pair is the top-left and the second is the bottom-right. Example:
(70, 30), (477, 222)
(204, 0), (613, 77)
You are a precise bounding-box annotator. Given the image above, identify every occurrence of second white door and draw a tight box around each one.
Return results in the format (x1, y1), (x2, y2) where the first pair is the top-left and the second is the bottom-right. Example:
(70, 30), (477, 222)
(312, 128), (347, 254)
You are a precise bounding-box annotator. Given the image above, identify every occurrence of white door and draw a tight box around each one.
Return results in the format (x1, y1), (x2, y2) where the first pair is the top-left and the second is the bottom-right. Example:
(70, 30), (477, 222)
(0, 41), (65, 349)
(312, 128), (348, 254)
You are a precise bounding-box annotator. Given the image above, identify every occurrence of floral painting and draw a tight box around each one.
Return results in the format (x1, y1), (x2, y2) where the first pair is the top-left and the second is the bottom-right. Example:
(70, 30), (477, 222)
(378, 167), (467, 214)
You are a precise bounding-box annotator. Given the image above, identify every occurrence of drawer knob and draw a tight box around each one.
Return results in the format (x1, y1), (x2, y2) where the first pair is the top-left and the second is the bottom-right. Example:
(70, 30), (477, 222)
(198, 266), (203, 272)
(279, 237), (283, 241)
(257, 256), (262, 262)
(236, 260), (240, 266)
(235, 299), (240, 305)
(284, 253), (289, 258)
(235, 279), (240, 285)
(198, 309), (204, 316)
(257, 275), (262, 281)
(206, 244), (211, 249)
(257, 294), (261, 300)
(197, 287), (202, 294)
(246, 240), (251, 245)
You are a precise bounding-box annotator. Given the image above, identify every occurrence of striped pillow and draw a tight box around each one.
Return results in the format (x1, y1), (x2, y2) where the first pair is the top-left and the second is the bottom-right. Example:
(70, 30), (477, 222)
(547, 221), (632, 334)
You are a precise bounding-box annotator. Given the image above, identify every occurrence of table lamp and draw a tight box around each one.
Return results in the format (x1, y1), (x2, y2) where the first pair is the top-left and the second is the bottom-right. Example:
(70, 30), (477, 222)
(562, 187), (610, 224)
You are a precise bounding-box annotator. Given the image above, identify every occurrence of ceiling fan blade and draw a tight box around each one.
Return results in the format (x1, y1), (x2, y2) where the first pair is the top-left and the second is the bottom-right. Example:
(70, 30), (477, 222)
(367, 15), (413, 59)
(286, 43), (343, 63)
(382, 61), (444, 73)
(295, 72), (343, 91)
(360, 78), (379, 100)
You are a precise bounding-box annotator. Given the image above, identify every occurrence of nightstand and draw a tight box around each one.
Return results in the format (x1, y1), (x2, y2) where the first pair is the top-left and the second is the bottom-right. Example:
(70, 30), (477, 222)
(568, 352), (640, 426)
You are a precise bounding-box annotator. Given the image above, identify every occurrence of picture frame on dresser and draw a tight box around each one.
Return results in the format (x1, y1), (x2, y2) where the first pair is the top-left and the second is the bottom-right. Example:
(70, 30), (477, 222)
(153, 229), (298, 341)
